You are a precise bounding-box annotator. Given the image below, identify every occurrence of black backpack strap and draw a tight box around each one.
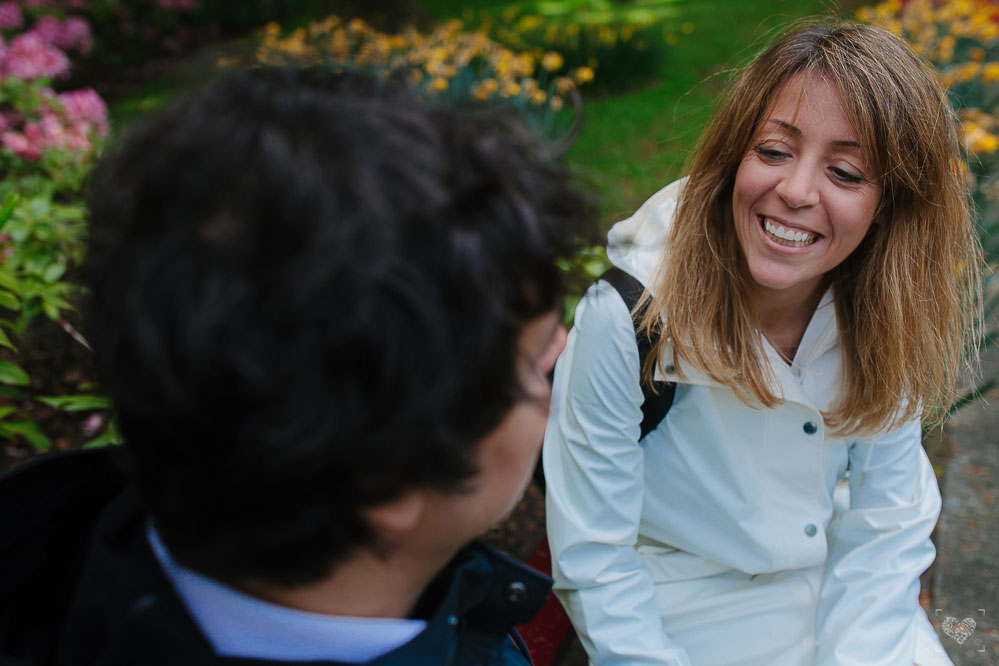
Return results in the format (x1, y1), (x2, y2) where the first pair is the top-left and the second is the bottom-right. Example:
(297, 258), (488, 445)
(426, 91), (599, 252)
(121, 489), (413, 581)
(598, 266), (676, 440)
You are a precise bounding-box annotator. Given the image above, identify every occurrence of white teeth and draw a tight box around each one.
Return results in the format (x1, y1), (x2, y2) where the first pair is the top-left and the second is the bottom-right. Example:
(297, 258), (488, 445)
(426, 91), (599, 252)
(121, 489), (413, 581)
(762, 218), (817, 247)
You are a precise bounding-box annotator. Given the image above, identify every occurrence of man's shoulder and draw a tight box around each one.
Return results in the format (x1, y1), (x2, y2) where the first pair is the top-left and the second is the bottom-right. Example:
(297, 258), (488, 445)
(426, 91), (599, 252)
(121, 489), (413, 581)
(0, 448), (135, 665)
(0, 448), (130, 587)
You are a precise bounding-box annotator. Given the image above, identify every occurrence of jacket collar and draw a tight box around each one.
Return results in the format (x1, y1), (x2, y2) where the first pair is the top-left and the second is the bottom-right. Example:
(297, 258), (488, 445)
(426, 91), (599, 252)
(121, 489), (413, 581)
(653, 288), (839, 409)
(357, 542), (550, 666)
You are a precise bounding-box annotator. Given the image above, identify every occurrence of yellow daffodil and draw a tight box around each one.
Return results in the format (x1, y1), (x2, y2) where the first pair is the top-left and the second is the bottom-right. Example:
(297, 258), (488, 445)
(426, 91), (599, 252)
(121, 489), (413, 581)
(554, 76), (574, 95)
(542, 51), (564, 71)
(974, 133), (998, 154)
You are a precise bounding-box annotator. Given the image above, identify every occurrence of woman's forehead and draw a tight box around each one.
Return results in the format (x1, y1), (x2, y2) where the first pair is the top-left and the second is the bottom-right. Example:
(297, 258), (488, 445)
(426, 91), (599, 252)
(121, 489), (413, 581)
(756, 73), (878, 159)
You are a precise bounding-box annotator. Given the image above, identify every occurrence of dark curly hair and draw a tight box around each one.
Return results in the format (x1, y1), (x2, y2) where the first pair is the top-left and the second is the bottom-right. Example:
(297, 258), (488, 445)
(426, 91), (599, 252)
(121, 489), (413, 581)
(84, 67), (592, 586)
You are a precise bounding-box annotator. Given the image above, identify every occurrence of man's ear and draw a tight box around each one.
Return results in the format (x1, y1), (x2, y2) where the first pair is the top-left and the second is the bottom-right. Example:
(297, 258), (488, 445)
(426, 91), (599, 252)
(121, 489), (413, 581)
(362, 490), (427, 537)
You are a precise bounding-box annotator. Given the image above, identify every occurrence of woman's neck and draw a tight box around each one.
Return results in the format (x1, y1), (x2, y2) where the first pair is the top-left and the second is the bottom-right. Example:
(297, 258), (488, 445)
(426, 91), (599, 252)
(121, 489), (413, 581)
(751, 279), (828, 364)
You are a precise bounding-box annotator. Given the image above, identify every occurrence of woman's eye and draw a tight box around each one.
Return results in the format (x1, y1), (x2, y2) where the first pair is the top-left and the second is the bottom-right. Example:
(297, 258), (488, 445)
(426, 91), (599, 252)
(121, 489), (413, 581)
(829, 166), (864, 184)
(753, 146), (787, 161)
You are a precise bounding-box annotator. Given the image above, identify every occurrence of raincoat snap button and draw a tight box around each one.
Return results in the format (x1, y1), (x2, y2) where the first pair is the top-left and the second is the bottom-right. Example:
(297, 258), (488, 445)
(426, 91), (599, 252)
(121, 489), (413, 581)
(506, 581), (528, 603)
(664, 364), (675, 374)
(805, 523), (818, 537)
(803, 421), (818, 435)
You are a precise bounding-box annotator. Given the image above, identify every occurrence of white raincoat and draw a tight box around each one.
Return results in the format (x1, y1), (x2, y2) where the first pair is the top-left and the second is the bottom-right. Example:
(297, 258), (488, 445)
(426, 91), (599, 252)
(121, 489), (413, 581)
(543, 179), (952, 666)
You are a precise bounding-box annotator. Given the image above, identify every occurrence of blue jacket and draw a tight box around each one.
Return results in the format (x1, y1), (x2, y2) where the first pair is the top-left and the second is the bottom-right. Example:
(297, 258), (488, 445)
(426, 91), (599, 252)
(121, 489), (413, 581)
(0, 449), (550, 666)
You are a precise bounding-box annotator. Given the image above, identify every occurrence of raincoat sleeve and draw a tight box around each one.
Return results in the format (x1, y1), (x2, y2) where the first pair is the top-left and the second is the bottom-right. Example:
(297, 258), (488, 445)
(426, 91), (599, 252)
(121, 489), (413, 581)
(542, 280), (691, 665)
(815, 416), (941, 665)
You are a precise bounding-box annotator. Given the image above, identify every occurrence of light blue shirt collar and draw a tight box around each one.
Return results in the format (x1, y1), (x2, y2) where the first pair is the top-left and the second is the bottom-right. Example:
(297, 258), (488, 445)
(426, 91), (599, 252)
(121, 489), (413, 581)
(146, 523), (427, 663)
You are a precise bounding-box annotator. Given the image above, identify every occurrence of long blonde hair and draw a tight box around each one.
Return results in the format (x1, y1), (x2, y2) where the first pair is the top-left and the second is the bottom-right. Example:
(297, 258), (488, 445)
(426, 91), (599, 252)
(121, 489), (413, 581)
(640, 21), (983, 437)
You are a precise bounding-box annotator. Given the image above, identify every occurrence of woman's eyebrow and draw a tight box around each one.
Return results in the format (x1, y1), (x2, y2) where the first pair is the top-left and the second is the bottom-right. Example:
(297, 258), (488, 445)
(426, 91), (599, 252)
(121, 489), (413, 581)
(765, 118), (861, 149)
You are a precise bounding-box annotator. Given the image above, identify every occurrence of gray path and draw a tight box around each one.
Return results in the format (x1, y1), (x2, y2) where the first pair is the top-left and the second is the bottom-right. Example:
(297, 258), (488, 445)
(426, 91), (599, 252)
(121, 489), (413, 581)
(932, 333), (999, 665)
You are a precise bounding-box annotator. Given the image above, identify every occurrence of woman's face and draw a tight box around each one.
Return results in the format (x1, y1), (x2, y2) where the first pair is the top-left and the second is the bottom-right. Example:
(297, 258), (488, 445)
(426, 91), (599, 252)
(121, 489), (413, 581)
(731, 74), (881, 308)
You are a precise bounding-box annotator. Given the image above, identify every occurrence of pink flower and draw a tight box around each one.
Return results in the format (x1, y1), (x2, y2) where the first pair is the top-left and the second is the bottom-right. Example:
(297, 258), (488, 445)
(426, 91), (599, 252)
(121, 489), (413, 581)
(23, 0), (54, 8)
(0, 1), (23, 30)
(7, 103), (101, 157)
(30, 15), (62, 45)
(26, 15), (91, 55)
(23, 113), (91, 155)
(23, 116), (58, 148)
(58, 88), (108, 135)
(57, 16), (92, 54)
(66, 121), (93, 152)
(2, 32), (71, 80)
(1, 130), (41, 160)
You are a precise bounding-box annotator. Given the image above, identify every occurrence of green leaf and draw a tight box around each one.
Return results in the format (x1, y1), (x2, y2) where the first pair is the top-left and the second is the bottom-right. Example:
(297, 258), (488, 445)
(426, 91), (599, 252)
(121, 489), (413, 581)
(0, 271), (22, 294)
(0, 406), (17, 420)
(42, 298), (70, 322)
(41, 259), (67, 284)
(83, 418), (123, 449)
(41, 300), (61, 321)
(0, 326), (14, 351)
(0, 360), (29, 386)
(25, 195), (51, 220)
(38, 394), (112, 411)
(0, 193), (18, 231)
(0, 420), (51, 451)
(0, 289), (19, 311)
(82, 432), (114, 448)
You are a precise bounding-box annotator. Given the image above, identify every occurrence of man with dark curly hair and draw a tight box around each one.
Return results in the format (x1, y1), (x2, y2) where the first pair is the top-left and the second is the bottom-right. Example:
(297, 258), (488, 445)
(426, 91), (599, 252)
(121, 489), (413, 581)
(0, 67), (592, 666)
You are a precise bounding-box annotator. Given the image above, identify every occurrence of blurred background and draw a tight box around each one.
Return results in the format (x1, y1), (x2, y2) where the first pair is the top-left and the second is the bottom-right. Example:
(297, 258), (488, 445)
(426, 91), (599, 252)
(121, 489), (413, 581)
(0, 0), (997, 642)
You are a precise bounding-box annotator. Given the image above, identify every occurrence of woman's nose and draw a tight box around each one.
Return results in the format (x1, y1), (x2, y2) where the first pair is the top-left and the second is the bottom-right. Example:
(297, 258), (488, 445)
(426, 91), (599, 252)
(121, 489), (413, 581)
(774, 162), (820, 208)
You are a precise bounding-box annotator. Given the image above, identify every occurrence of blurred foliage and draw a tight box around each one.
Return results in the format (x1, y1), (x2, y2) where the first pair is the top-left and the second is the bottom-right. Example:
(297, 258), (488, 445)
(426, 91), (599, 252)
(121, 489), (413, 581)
(0, 3), (116, 454)
(463, 1), (681, 94)
(860, 0), (999, 401)
(235, 15), (593, 146)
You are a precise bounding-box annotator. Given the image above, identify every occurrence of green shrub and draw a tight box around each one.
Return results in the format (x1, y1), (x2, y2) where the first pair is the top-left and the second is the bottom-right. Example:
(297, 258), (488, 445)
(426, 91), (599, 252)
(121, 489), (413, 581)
(0, 12), (116, 454)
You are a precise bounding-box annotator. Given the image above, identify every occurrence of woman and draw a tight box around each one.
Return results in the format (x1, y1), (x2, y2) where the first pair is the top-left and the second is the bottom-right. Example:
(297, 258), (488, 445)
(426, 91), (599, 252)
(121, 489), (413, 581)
(543, 22), (982, 666)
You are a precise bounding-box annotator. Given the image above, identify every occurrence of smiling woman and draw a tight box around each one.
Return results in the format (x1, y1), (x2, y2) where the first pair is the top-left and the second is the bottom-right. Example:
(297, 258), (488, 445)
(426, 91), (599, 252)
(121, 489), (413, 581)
(732, 74), (882, 360)
(543, 20), (984, 666)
